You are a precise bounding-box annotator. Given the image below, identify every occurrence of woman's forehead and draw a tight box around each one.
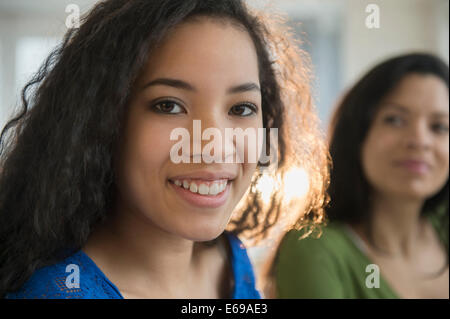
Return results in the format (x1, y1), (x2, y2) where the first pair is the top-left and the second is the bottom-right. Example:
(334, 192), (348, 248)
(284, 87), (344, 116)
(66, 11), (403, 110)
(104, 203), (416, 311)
(135, 19), (260, 89)
(379, 74), (449, 116)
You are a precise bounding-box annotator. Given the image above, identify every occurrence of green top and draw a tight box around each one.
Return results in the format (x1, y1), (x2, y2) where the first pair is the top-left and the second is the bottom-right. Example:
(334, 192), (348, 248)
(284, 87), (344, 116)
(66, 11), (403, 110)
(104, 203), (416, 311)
(275, 210), (449, 299)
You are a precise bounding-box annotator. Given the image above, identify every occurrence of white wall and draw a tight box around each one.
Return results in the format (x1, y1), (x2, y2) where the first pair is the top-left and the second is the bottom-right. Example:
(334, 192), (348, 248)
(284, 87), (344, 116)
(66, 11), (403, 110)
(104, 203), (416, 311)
(0, 1), (97, 129)
(0, 16), (61, 119)
(342, 0), (449, 87)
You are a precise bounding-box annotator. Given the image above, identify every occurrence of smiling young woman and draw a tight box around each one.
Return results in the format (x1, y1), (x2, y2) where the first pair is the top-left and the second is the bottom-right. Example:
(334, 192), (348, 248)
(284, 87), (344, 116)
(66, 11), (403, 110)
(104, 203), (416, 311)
(0, 0), (329, 299)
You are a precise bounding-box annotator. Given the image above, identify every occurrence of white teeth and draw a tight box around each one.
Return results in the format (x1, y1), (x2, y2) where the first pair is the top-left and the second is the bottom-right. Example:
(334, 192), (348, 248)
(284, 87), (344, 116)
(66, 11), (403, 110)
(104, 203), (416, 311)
(189, 183), (198, 193)
(198, 184), (209, 195)
(172, 179), (228, 196)
(209, 183), (219, 195)
(219, 182), (225, 192)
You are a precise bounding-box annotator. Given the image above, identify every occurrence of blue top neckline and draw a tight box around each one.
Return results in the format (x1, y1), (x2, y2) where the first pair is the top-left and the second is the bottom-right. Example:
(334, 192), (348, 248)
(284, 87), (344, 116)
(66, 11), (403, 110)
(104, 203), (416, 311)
(76, 231), (240, 299)
(5, 231), (261, 299)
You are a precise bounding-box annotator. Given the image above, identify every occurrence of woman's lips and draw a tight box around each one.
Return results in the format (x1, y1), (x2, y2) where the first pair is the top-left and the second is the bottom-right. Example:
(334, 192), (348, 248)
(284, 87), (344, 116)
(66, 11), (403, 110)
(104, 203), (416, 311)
(394, 160), (431, 175)
(169, 179), (231, 208)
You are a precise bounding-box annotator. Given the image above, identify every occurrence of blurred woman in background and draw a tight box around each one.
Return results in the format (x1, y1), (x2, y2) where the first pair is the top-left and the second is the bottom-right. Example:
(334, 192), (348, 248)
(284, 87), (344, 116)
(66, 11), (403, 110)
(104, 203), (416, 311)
(274, 53), (449, 298)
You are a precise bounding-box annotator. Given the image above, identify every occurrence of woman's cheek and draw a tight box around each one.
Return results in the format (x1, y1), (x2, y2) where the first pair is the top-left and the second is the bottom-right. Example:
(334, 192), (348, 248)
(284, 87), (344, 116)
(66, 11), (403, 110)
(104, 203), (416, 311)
(435, 138), (449, 186)
(134, 121), (177, 163)
(367, 127), (397, 157)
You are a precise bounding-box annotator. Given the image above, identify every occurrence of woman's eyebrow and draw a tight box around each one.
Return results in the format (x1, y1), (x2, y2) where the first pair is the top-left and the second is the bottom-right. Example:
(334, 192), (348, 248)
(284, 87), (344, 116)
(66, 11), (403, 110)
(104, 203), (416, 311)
(142, 78), (195, 91)
(141, 77), (260, 93)
(383, 102), (449, 117)
(382, 103), (410, 112)
(430, 111), (449, 118)
(227, 82), (261, 94)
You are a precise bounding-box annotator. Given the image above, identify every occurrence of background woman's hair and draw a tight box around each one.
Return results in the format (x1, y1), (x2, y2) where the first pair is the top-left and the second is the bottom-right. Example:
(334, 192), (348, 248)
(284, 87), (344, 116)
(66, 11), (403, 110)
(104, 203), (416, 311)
(0, 0), (328, 296)
(327, 52), (449, 247)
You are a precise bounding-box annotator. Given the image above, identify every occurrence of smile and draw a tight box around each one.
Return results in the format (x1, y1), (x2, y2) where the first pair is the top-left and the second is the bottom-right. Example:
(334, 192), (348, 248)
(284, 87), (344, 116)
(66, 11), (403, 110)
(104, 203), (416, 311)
(171, 179), (228, 196)
(168, 178), (231, 208)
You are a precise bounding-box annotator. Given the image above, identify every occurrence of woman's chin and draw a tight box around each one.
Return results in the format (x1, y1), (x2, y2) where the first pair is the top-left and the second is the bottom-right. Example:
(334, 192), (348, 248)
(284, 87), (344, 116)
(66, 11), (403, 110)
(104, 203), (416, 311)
(176, 224), (228, 242)
(390, 186), (441, 202)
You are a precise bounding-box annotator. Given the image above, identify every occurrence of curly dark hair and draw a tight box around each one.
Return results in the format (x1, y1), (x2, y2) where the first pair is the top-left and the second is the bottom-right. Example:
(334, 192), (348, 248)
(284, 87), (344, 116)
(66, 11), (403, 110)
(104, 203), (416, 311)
(0, 0), (329, 296)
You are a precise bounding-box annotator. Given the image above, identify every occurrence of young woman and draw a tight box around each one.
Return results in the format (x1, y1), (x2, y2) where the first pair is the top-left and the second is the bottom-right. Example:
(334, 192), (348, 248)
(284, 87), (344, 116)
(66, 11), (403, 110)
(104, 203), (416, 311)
(0, 0), (329, 298)
(274, 53), (449, 298)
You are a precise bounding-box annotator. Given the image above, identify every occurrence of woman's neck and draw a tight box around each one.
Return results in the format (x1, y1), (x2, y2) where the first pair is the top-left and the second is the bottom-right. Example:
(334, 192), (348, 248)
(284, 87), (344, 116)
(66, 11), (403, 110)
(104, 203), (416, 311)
(359, 193), (427, 258)
(82, 201), (222, 297)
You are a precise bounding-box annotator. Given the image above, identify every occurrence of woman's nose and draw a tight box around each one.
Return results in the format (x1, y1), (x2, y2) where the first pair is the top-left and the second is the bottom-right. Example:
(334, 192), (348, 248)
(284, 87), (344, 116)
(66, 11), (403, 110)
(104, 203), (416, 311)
(190, 110), (235, 164)
(404, 119), (432, 151)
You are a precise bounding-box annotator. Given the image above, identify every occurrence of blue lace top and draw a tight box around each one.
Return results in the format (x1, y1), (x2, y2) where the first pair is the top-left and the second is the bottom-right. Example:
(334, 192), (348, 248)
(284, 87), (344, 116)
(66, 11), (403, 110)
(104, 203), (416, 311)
(5, 232), (261, 299)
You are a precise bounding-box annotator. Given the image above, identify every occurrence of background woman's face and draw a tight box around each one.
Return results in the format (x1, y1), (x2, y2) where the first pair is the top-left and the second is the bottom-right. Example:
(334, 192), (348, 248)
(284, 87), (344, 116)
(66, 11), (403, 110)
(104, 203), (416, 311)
(115, 18), (263, 241)
(361, 73), (449, 201)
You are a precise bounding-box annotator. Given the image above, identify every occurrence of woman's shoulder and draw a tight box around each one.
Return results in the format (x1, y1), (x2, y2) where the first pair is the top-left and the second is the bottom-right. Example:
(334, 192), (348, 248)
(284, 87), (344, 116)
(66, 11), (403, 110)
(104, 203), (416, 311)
(280, 222), (353, 255)
(276, 221), (370, 274)
(5, 251), (121, 299)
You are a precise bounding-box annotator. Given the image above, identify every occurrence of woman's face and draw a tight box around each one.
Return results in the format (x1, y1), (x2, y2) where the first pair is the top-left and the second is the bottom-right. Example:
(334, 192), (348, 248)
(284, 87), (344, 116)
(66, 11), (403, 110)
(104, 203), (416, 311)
(115, 18), (263, 241)
(361, 73), (449, 201)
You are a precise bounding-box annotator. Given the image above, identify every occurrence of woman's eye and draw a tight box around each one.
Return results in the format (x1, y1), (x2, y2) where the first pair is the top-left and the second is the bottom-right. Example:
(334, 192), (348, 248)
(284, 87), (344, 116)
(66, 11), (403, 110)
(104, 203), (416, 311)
(152, 100), (185, 114)
(383, 115), (404, 126)
(229, 103), (257, 117)
(431, 122), (449, 134)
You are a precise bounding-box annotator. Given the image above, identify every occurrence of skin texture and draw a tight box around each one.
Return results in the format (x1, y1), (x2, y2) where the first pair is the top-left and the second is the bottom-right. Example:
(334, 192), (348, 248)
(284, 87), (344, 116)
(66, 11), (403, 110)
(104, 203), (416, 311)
(82, 18), (263, 298)
(355, 74), (449, 298)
